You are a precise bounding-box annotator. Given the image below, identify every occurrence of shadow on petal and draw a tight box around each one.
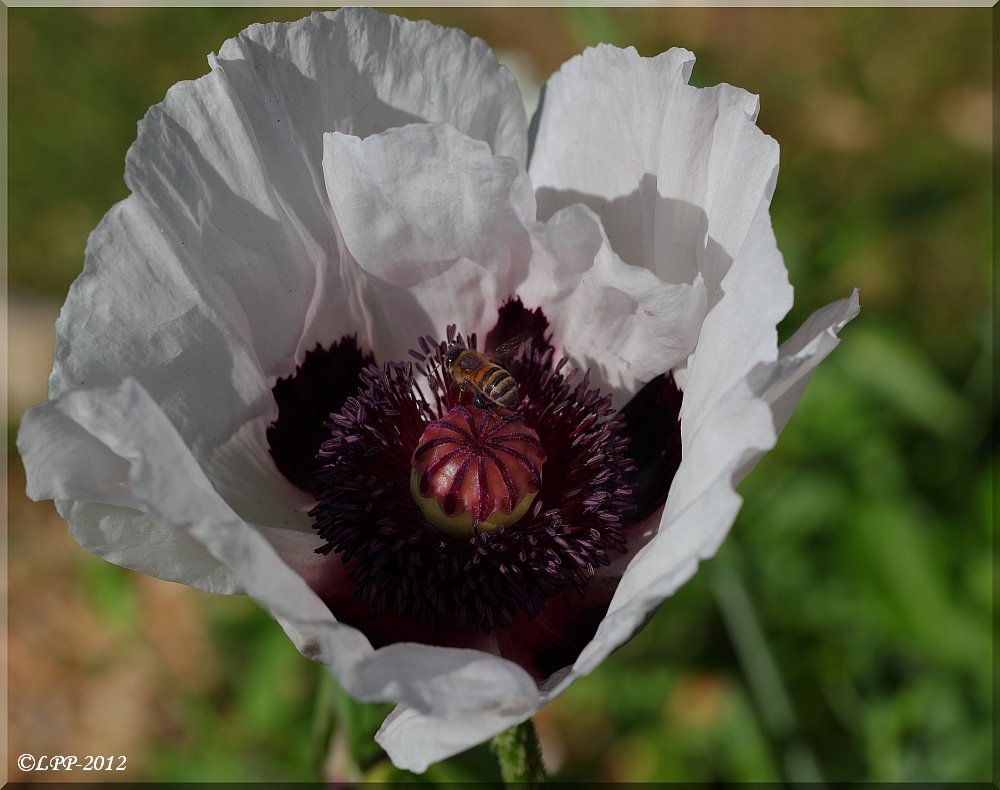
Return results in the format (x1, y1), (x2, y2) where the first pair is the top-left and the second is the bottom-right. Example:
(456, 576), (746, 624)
(536, 181), (734, 298)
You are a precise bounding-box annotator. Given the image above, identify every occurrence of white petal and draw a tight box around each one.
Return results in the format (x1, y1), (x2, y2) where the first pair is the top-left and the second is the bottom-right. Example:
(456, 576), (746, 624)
(51, 9), (528, 544)
(122, 60), (331, 374)
(324, 122), (535, 351)
(356, 643), (537, 718)
(530, 44), (779, 299)
(216, 9), (527, 165)
(19, 399), (134, 509)
(52, 197), (311, 536)
(377, 705), (534, 775)
(206, 7), (526, 361)
(59, 500), (243, 595)
(530, 45), (695, 206)
(680, 197), (793, 450)
(41, 377), (346, 621)
(734, 288), (861, 482)
(57, 43), (351, 534)
(519, 203), (707, 409)
(550, 290), (858, 689)
(769, 289), (861, 434)
(18, 389), (242, 594)
(526, 205), (855, 696)
(570, 194), (793, 661)
(325, 118), (708, 405)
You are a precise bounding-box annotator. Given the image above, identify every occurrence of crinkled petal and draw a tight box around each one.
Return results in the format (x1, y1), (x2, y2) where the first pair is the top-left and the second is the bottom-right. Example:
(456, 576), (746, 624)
(17, 398), (241, 593)
(356, 643), (536, 719)
(324, 122), (534, 352)
(548, 290), (858, 693)
(50, 195), (313, 544)
(58, 500), (243, 595)
(19, 399), (135, 509)
(768, 289), (862, 433)
(325, 120), (707, 408)
(530, 44), (778, 300)
(210, 6), (526, 360)
(519, 203), (707, 409)
(217, 9), (527, 167)
(514, 203), (856, 709)
(603, 377), (775, 637)
(27, 377), (364, 644)
(735, 288), (861, 482)
(530, 46), (694, 210)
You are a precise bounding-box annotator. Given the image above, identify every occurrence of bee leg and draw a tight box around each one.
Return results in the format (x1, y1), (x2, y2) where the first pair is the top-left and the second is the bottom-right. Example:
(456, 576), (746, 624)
(472, 391), (489, 410)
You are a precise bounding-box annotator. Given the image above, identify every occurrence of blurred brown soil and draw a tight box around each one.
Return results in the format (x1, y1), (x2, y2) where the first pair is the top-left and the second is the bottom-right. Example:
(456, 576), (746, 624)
(7, 467), (219, 781)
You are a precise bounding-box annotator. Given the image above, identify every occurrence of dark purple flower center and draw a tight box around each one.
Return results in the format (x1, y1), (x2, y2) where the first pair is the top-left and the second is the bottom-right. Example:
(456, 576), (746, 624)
(267, 298), (683, 639)
(308, 331), (635, 634)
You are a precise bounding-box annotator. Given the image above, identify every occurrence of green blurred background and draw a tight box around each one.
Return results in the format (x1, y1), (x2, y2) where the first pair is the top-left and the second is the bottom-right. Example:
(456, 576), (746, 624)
(7, 6), (992, 783)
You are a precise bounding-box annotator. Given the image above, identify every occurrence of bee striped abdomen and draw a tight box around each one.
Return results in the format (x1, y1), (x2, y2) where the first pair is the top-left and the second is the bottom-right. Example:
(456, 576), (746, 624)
(444, 347), (520, 410)
(481, 366), (518, 409)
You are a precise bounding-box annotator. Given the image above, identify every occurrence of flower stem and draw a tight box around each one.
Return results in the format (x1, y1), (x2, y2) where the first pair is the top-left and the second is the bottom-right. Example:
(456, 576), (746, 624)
(490, 719), (545, 786)
(310, 667), (338, 775)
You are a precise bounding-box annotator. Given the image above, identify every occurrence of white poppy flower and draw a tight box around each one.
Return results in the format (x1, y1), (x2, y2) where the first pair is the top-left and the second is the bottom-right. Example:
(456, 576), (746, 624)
(17, 8), (858, 774)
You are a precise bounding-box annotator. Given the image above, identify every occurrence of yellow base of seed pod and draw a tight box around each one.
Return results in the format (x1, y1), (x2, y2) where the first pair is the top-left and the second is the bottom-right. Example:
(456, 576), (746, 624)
(409, 469), (538, 539)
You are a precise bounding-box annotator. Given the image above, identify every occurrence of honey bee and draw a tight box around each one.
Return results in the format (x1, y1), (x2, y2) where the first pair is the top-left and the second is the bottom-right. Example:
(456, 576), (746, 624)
(442, 337), (527, 411)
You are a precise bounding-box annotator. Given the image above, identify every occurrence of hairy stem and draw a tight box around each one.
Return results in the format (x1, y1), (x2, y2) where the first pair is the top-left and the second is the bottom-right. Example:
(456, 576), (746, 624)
(491, 719), (545, 786)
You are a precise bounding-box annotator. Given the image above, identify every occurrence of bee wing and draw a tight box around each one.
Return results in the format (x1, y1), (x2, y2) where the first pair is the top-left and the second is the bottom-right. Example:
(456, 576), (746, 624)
(487, 333), (530, 360)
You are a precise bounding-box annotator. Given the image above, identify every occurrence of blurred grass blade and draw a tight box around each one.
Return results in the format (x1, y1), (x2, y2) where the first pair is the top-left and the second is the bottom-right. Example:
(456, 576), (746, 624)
(310, 666), (337, 775)
(712, 558), (826, 785)
(712, 560), (796, 737)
